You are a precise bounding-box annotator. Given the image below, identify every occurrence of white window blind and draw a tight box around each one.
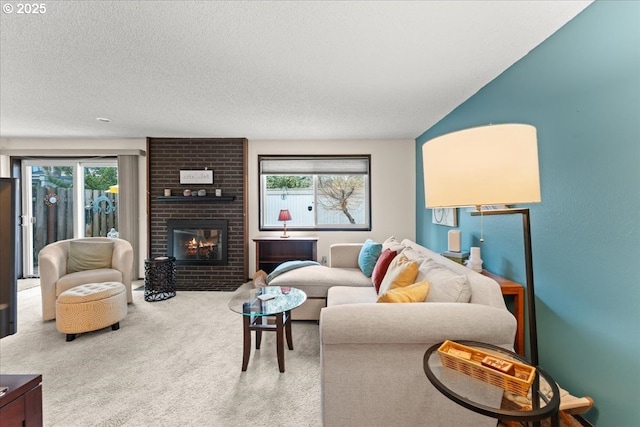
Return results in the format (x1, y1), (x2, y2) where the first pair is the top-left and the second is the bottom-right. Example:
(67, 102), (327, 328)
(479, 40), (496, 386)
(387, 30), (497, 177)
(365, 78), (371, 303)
(260, 157), (369, 175)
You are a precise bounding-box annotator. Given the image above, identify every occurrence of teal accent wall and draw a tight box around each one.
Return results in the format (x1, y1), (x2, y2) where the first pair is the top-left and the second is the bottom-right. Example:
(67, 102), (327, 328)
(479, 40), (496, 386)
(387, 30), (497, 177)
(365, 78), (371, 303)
(415, 2), (639, 425)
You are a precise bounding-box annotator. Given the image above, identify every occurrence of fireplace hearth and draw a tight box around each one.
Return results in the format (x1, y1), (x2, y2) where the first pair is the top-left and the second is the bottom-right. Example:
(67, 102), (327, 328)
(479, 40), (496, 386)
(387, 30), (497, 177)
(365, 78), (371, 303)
(167, 219), (228, 266)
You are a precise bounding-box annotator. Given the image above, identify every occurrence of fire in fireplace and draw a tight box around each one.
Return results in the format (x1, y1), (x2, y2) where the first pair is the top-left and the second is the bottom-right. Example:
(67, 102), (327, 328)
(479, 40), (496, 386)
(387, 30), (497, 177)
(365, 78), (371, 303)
(167, 219), (228, 265)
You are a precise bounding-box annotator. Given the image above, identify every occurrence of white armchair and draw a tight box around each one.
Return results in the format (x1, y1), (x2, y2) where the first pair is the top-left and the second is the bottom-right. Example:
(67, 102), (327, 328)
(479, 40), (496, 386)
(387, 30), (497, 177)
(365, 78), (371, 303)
(38, 237), (134, 321)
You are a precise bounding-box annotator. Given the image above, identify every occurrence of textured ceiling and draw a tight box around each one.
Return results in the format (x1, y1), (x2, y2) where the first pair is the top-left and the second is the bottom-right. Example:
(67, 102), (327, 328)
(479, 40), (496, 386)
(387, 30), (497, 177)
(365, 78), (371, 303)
(0, 1), (592, 140)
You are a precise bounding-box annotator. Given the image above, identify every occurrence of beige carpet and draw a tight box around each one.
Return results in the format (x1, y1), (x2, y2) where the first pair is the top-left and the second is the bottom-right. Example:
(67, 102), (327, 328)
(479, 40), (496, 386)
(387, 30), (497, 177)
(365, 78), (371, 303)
(0, 284), (321, 426)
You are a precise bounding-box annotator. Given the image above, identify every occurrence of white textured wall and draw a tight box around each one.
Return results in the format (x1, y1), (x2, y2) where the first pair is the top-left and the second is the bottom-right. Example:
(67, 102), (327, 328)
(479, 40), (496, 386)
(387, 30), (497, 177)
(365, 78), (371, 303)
(248, 139), (416, 274)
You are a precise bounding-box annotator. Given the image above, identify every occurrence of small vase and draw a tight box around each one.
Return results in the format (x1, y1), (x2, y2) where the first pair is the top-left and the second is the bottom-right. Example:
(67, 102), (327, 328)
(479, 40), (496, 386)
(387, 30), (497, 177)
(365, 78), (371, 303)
(465, 246), (483, 272)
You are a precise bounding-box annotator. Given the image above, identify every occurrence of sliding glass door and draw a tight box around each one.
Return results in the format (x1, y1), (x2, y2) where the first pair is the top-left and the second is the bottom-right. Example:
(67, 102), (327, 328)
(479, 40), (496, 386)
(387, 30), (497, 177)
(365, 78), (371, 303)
(21, 159), (118, 277)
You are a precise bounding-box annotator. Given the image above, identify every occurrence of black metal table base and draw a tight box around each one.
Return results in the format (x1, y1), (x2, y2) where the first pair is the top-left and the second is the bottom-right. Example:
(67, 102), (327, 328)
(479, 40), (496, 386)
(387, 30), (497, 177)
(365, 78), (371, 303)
(144, 257), (176, 302)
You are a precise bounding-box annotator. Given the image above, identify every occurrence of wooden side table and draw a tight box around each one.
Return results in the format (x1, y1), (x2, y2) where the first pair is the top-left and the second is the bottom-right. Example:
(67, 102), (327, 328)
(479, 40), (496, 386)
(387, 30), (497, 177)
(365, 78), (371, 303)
(0, 374), (43, 427)
(253, 236), (318, 274)
(481, 270), (525, 356)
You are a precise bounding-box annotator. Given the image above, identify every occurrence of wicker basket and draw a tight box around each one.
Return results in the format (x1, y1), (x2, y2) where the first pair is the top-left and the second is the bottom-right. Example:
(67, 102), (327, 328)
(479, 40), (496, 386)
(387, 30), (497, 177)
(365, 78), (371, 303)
(437, 340), (535, 397)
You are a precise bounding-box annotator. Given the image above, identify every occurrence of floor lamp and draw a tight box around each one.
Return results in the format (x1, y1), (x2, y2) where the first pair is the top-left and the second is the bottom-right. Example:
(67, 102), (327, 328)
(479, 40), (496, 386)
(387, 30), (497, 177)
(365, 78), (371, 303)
(422, 123), (541, 367)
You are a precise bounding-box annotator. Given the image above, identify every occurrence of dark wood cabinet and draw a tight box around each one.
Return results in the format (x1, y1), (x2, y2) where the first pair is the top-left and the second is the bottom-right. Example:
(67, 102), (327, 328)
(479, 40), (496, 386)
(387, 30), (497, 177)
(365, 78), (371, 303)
(0, 375), (43, 427)
(0, 178), (18, 339)
(253, 236), (318, 274)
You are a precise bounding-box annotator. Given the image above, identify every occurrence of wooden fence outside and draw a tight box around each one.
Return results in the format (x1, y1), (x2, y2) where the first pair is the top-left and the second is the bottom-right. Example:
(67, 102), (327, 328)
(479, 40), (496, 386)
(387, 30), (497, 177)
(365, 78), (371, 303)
(33, 186), (118, 260)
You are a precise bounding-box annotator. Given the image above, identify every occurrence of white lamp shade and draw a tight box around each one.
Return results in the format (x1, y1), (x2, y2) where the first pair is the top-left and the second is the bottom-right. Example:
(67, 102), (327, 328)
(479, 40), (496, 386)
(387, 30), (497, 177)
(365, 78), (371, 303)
(423, 124), (541, 208)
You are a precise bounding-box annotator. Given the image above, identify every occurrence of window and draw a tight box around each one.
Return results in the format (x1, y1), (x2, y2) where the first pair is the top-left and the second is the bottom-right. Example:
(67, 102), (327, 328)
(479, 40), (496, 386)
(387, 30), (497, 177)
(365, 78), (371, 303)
(259, 155), (371, 231)
(21, 159), (118, 276)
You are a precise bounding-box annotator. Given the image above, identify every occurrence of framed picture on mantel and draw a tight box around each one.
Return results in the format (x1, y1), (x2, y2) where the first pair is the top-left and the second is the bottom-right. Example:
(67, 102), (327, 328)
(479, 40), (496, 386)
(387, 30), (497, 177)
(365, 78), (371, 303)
(180, 170), (213, 184)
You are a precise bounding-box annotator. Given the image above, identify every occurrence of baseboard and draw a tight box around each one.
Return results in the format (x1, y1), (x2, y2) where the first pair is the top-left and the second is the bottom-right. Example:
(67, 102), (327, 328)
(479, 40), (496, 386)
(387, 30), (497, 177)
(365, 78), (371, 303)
(574, 414), (595, 427)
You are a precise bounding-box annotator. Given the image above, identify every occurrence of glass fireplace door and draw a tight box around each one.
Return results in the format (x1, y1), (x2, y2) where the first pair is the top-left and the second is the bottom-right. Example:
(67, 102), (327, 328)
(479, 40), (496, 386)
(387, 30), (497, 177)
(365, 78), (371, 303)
(167, 220), (228, 266)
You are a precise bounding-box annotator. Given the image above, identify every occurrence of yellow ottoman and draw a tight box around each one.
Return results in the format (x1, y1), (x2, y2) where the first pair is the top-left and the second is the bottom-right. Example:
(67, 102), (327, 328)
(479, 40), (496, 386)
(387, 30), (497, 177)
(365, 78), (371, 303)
(56, 282), (127, 342)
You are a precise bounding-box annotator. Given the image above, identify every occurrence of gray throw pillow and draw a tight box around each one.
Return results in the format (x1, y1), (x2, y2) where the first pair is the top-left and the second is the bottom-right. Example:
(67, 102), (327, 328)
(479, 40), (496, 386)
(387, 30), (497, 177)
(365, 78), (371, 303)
(67, 241), (114, 273)
(419, 259), (472, 303)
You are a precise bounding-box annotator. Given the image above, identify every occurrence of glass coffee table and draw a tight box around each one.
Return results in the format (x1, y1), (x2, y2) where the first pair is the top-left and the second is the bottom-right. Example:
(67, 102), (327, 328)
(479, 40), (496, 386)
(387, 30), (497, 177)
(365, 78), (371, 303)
(423, 340), (560, 427)
(228, 283), (306, 372)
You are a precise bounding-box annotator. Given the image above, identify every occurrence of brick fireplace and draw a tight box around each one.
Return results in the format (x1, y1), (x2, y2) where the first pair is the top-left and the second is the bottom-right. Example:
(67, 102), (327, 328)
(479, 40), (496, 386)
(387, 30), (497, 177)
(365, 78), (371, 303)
(147, 138), (248, 291)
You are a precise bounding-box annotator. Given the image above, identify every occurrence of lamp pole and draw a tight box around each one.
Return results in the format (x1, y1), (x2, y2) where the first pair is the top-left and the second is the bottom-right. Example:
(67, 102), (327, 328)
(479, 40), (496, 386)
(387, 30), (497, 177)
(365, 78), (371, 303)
(471, 208), (538, 367)
(472, 207), (541, 422)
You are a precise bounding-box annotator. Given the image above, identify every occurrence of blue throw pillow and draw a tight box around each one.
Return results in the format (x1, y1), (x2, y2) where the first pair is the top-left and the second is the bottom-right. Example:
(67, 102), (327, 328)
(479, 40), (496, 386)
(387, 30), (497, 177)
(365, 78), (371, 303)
(358, 239), (382, 278)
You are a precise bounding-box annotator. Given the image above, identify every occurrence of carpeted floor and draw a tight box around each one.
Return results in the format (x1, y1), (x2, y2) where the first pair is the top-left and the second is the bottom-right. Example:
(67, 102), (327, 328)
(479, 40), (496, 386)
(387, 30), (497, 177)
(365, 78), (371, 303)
(1, 284), (321, 426)
(3, 281), (589, 427)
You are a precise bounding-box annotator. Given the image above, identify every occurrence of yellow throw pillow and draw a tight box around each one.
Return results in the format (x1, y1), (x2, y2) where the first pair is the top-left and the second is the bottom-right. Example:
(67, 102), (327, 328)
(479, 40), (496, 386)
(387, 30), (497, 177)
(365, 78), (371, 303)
(377, 254), (418, 295)
(387, 260), (419, 290)
(377, 280), (430, 303)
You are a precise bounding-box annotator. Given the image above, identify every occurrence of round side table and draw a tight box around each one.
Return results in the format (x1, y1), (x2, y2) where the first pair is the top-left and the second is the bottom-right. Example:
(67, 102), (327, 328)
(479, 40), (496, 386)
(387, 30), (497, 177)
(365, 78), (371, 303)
(423, 340), (560, 426)
(228, 284), (306, 372)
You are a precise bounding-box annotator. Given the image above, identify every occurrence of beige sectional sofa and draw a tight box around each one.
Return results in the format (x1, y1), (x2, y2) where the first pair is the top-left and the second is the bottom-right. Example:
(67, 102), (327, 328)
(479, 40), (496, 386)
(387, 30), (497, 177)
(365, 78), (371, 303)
(270, 237), (517, 426)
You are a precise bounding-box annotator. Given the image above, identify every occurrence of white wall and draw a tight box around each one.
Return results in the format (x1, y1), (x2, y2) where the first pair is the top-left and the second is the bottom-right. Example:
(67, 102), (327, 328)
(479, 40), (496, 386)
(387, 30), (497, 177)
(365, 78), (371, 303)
(1, 137), (417, 279)
(248, 139), (416, 274)
(0, 138), (148, 278)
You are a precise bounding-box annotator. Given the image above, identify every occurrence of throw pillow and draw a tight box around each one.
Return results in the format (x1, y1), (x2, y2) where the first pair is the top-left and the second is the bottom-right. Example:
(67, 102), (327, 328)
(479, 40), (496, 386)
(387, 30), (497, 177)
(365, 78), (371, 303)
(371, 249), (397, 292)
(67, 240), (114, 273)
(358, 239), (382, 278)
(377, 280), (430, 303)
(419, 259), (472, 303)
(382, 236), (405, 253)
(377, 254), (419, 295)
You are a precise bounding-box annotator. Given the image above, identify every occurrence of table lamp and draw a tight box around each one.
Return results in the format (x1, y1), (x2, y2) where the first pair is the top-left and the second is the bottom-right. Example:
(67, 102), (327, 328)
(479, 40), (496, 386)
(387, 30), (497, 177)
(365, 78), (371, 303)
(422, 123), (541, 366)
(278, 209), (292, 238)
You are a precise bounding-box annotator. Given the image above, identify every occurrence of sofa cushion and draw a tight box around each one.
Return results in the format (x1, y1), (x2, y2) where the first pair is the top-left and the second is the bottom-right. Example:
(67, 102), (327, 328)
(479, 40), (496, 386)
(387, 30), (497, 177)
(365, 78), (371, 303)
(377, 280), (430, 303)
(417, 259), (472, 303)
(67, 241), (114, 273)
(377, 254), (419, 296)
(400, 247), (430, 263)
(358, 239), (382, 278)
(269, 265), (371, 298)
(371, 249), (397, 292)
(327, 286), (378, 306)
(56, 268), (123, 296)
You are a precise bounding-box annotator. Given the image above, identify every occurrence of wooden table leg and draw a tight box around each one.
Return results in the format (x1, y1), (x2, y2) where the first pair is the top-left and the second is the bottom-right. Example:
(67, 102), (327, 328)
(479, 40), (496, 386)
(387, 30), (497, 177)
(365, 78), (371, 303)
(285, 310), (294, 350)
(511, 286), (525, 356)
(276, 312), (285, 372)
(255, 316), (264, 349)
(242, 314), (251, 371)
